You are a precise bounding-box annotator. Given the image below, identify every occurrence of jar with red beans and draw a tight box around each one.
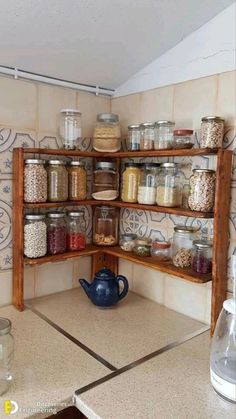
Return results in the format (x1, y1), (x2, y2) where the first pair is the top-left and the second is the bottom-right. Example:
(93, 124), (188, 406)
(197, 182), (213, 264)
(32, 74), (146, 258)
(47, 213), (67, 255)
(67, 211), (86, 251)
(192, 240), (212, 274)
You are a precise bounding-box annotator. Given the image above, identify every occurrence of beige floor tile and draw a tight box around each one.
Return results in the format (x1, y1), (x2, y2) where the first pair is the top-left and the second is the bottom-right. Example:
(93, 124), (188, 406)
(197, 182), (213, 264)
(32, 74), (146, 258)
(140, 85), (174, 122)
(217, 70), (236, 126)
(77, 91), (110, 138)
(111, 93), (141, 135)
(35, 260), (73, 297)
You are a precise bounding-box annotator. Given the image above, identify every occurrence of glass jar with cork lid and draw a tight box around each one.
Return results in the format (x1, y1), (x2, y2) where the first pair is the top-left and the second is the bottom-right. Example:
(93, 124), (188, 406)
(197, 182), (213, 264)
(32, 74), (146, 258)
(93, 206), (119, 246)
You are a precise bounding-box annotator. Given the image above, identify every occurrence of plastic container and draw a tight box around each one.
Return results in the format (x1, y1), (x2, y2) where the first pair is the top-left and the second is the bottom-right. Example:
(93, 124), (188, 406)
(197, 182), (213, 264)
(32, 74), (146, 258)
(0, 318), (14, 396)
(192, 240), (212, 274)
(133, 238), (152, 257)
(156, 163), (182, 207)
(138, 163), (160, 205)
(121, 163), (140, 203)
(155, 121), (175, 149)
(67, 211), (86, 251)
(47, 160), (68, 202)
(60, 109), (82, 150)
(47, 213), (67, 255)
(92, 161), (118, 200)
(93, 113), (121, 152)
(93, 206), (119, 246)
(151, 240), (171, 261)
(140, 122), (155, 150)
(127, 124), (141, 151)
(119, 233), (137, 252)
(24, 159), (47, 203)
(173, 129), (194, 149)
(68, 161), (87, 201)
(188, 169), (216, 212)
(24, 214), (47, 258)
(200, 116), (224, 149)
(172, 226), (197, 268)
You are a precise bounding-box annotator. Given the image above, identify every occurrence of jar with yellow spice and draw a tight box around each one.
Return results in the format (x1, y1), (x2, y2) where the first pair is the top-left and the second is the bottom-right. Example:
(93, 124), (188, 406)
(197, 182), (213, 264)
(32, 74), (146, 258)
(67, 161), (87, 201)
(121, 163), (140, 203)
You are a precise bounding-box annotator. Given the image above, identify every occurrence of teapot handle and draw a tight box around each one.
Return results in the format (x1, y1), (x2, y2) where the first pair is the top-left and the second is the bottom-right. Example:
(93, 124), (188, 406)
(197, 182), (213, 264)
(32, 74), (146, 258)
(116, 275), (129, 301)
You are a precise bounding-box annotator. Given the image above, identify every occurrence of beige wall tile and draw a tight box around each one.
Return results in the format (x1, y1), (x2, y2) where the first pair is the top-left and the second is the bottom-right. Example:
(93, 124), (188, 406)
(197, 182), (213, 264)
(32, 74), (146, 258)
(0, 271), (12, 306)
(0, 76), (37, 130)
(118, 260), (133, 289)
(24, 267), (35, 300)
(73, 256), (92, 288)
(217, 70), (236, 126)
(132, 264), (165, 305)
(204, 282), (212, 325)
(140, 85), (174, 122)
(111, 93), (141, 135)
(77, 92), (110, 138)
(35, 260), (73, 297)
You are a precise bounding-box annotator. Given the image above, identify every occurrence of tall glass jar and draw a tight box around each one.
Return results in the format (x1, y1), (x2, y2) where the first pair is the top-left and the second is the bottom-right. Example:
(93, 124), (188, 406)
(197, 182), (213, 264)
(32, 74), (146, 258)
(138, 163), (160, 205)
(93, 206), (118, 246)
(200, 116), (224, 149)
(172, 226), (197, 268)
(0, 318), (14, 396)
(155, 121), (175, 149)
(24, 214), (47, 258)
(24, 159), (47, 203)
(188, 169), (216, 212)
(192, 240), (212, 274)
(121, 163), (140, 203)
(156, 163), (182, 207)
(60, 109), (82, 150)
(68, 161), (87, 201)
(47, 160), (68, 202)
(67, 211), (86, 251)
(47, 213), (67, 255)
(127, 124), (141, 151)
(93, 113), (121, 152)
(140, 122), (155, 150)
(92, 161), (118, 200)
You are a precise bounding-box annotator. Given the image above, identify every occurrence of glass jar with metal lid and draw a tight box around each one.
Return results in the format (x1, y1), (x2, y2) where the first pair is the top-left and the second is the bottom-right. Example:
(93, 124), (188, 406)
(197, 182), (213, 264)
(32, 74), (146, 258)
(24, 214), (47, 258)
(67, 211), (86, 251)
(47, 213), (67, 255)
(155, 121), (175, 149)
(93, 113), (121, 152)
(119, 233), (137, 252)
(0, 318), (14, 396)
(173, 129), (194, 149)
(200, 116), (224, 149)
(24, 159), (47, 203)
(92, 161), (118, 200)
(151, 240), (171, 261)
(59, 109), (82, 150)
(133, 238), (152, 257)
(192, 240), (212, 274)
(138, 163), (160, 205)
(188, 169), (216, 212)
(121, 162), (140, 203)
(68, 161), (87, 201)
(156, 163), (183, 207)
(47, 160), (68, 202)
(140, 122), (155, 150)
(127, 124), (141, 151)
(172, 225), (197, 268)
(93, 206), (119, 246)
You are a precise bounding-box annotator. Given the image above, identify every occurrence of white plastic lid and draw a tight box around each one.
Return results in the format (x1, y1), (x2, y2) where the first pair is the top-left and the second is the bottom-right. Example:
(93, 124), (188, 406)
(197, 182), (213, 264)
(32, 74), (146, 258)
(223, 298), (236, 315)
(60, 109), (81, 115)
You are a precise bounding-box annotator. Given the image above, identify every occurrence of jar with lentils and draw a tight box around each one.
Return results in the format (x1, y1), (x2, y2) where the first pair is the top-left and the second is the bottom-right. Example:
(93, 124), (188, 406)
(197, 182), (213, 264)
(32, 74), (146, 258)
(67, 211), (86, 251)
(24, 159), (47, 203)
(47, 160), (68, 202)
(24, 214), (47, 258)
(200, 116), (224, 149)
(68, 161), (87, 201)
(172, 226), (197, 268)
(121, 163), (140, 203)
(47, 213), (67, 255)
(188, 169), (216, 212)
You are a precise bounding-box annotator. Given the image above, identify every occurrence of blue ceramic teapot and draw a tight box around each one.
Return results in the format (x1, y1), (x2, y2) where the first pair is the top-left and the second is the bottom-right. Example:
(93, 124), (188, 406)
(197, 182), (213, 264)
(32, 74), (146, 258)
(79, 268), (129, 308)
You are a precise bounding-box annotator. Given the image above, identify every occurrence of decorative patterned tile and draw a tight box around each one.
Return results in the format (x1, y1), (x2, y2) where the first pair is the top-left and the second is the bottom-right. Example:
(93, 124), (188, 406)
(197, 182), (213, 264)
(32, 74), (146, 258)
(0, 179), (12, 271)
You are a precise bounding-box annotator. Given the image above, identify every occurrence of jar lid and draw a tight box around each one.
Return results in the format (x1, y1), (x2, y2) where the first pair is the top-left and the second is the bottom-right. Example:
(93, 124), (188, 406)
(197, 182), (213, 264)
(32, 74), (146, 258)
(0, 318), (11, 335)
(135, 238), (152, 246)
(25, 214), (45, 220)
(48, 160), (66, 165)
(125, 162), (140, 168)
(61, 109), (81, 115)
(47, 212), (65, 218)
(160, 162), (177, 168)
(97, 113), (119, 123)
(173, 129), (193, 136)
(140, 122), (155, 128)
(68, 211), (84, 217)
(201, 116), (224, 122)
(25, 159), (46, 164)
(155, 120), (175, 126)
(141, 163), (161, 169)
(69, 161), (84, 166)
(128, 124), (140, 129)
(120, 233), (137, 241)
(193, 169), (215, 173)
(174, 225), (196, 233)
(152, 240), (171, 249)
(193, 240), (212, 248)
(96, 161), (116, 170)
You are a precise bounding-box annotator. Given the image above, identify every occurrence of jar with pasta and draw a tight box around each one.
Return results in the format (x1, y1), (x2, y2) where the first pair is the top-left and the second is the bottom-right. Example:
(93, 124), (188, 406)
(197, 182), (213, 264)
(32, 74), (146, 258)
(188, 169), (216, 212)
(156, 163), (182, 207)
(93, 206), (119, 246)
(200, 116), (224, 149)
(68, 161), (87, 201)
(140, 122), (155, 150)
(172, 226), (197, 268)
(93, 113), (121, 152)
(24, 159), (47, 203)
(121, 163), (140, 203)
(47, 160), (68, 202)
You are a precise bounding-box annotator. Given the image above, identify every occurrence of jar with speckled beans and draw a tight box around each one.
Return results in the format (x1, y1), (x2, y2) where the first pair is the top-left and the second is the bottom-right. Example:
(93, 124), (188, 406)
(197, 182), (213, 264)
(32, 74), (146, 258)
(47, 160), (68, 202)
(188, 169), (216, 212)
(200, 116), (224, 149)
(0, 318), (14, 396)
(24, 214), (47, 258)
(24, 159), (47, 203)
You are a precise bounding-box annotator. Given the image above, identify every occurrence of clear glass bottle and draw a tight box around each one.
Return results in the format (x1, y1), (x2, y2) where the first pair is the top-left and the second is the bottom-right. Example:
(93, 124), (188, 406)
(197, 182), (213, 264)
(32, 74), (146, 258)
(121, 163), (140, 203)
(92, 161), (118, 200)
(140, 122), (155, 150)
(138, 163), (160, 205)
(151, 240), (171, 261)
(172, 226), (197, 268)
(68, 161), (87, 201)
(24, 159), (47, 203)
(67, 211), (86, 251)
(188, 169), (216, 212)
(156, 163), (183, 207)
(127, 124), (141, 151)
(47, 213), (67, 255)
(155, 121), (175, 149)
(93, 113), (121, 152)
(0, 318), (14, 396)
(24, 214), (47, 258)
(133, 238), (152, 257)
(173, 129), (194, 149)
(200, 116), (224, 149)
(47, 160), (68, 202)
(93, 206), (119, 246)
(119, 233), (137, 252)
(60, 109), (82, 150)
(192, 240), (212, 274)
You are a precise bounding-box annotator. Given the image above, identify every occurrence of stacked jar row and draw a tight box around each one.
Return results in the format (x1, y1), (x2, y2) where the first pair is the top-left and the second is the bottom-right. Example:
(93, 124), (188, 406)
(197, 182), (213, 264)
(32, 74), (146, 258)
(24, 211), (86, 258)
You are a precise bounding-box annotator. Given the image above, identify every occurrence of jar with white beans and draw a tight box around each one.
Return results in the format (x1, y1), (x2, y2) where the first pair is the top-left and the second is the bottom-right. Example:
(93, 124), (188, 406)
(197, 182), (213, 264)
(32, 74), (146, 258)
(200, 116), (224, 149)
(24, 159), (47, 203)
(172, 226), (197, 268)
(24, 215), (47, 258)
(188, 169), (216, 212)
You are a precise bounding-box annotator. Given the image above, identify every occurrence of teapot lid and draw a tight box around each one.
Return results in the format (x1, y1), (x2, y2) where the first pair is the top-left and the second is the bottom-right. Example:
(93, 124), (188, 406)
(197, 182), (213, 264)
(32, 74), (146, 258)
(95, 268), (116, 281)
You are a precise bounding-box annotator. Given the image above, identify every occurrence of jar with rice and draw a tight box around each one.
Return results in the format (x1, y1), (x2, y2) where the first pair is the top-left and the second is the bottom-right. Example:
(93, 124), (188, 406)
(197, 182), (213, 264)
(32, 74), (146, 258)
(156, 163), (183, 207)
(93, 113), (121, 152)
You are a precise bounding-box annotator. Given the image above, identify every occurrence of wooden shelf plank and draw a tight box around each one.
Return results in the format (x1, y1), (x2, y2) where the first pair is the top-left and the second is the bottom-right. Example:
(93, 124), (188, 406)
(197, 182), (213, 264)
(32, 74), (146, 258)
(24, 246), (100, 266)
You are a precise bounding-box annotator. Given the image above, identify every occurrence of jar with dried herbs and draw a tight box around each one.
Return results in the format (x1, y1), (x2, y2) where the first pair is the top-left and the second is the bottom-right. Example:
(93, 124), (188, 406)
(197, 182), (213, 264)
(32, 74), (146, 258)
(47, 160), (68, 202)
(68, 161), (87, 201)
(93, 113), (121, 152)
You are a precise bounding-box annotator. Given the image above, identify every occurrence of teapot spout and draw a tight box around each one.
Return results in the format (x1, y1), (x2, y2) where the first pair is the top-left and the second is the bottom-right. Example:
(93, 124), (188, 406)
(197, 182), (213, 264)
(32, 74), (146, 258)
(79, 279), (91, 299)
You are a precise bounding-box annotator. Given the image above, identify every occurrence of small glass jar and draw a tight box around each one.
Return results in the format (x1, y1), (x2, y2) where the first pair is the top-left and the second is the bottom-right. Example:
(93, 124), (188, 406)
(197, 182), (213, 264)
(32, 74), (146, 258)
(192, 240), (212, 274)
(188, 169), (216, 212)
(172, 226), (197, 268)
(0, 318), (14, 396)
(138, 163), (160, 205)
(121, 163), (140, 203)
(127, 124), (141, 151)
(92, 161), (118, 200)
(133, 238), (152, 257)
(47, 213), (67, 255)
(93, 113), (121, 152)
(200, 116), (224, 149)
(47, 160), (68, 202)
(151, 240), (171, 261)
(156, 163), (183, 207)
(60, 109), (82, 150)
(119, 233), (137, 252)
(24, 214), (47, 258)
(68, 161), (87, 201)
(24, 159), (47, 203)
(173, 129), (194, 149)
(140, 122), (155, 150)
(93, 206), (119, 246)
(67, 211), (86, 251)
(155, 121), (175, 149)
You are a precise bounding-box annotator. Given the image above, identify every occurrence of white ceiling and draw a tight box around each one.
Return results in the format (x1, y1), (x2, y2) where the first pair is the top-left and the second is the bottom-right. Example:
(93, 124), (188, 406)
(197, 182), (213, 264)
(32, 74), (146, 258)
(0, 0), (233, 89)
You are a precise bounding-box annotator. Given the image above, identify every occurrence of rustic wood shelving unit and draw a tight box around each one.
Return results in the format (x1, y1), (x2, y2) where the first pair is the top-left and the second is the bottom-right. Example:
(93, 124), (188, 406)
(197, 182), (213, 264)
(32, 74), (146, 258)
(13, 147), (232, 333)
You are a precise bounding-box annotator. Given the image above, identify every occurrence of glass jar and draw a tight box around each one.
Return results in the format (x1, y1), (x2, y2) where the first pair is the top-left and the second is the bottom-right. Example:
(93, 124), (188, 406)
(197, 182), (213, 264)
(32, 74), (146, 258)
(121, 163), (140, 203)
(24, 214), (47, 258)
(155, 121), (175, 149)
(127, 124), (141, 151)
(68, 161), (87, 201)
(188, 169), (216, 212)
(47, 160), (68, 202)
(93, 206), (119, 246)
(156, 163), (183, 207)
(0, 318), (14, 396)
(172, 226), (197, 268)
(47, 213), (67, 255)
(192, 240), (212, 274)
(173, 129), (194, 149)
(67, 211), (86, 251)
(60, 109), (82, 150)
(138, 163), (160, 205)
(119, 233), (137, 252)
(92, 161), (118, 200)
(200, 116), (224, 149)
(24, 159), (47, 203)
(93, 113), (121, 152)
(140, 122), (155, 150)
(151, 240), (171, 261)
(133, 238), (152, 257)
